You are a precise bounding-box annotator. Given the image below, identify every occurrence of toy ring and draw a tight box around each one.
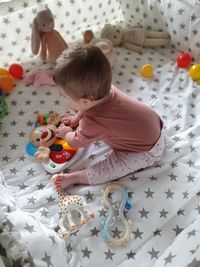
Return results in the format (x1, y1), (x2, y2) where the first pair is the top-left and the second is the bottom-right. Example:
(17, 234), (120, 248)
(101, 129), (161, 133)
(101, 182), (133, 246)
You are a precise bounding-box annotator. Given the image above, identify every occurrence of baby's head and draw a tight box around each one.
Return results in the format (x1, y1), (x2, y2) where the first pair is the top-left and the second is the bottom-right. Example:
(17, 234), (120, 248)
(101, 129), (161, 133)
(53, 45), (112, 111)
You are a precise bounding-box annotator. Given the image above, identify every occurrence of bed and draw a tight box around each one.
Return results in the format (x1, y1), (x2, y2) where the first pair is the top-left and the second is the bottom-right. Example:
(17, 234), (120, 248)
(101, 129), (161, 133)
(1, 1), (200, 267)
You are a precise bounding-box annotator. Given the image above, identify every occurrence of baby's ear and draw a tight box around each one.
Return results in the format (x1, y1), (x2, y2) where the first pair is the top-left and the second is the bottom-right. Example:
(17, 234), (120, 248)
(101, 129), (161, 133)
(80, 96), (94, 104)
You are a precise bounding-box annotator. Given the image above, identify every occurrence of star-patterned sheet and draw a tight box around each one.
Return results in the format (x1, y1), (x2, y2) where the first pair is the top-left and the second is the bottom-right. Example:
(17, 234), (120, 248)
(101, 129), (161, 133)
(0, 45), (200, 267)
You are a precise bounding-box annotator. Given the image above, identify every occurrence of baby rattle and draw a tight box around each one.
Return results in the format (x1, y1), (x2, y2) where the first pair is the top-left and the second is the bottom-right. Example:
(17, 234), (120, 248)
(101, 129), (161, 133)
(101, 182), (133, 246)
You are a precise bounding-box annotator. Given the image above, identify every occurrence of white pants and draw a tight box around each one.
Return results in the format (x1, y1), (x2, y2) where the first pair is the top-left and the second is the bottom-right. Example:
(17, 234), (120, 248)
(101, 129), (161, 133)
(86, 129), (165, 185)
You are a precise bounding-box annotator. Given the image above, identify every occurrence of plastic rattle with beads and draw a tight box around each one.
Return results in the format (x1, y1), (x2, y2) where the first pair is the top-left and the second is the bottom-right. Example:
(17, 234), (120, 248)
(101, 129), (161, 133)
(101, 182), (133, 246)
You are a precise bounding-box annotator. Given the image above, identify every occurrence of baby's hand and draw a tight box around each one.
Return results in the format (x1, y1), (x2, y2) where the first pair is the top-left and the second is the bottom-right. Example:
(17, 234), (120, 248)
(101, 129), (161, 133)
(56, 124), (72, 139)
(61, 111), (78, 128)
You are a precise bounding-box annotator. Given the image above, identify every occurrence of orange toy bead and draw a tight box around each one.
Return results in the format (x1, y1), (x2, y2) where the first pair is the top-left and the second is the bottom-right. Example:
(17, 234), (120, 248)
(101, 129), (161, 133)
(0, 75), (14, 94)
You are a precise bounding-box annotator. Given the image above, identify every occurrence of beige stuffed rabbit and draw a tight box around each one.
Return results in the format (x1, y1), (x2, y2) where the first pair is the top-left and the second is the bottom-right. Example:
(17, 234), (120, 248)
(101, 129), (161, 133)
(31, 8), (68, 63)
(101, 24), (169, 53)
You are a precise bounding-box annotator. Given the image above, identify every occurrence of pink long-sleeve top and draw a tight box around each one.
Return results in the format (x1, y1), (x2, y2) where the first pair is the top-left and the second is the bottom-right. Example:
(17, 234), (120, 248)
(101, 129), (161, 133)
(67, 85), (162, 153)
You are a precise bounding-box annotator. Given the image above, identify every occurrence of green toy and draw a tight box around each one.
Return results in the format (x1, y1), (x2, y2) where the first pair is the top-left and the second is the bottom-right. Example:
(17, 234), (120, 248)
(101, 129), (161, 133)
(0, 96), (8, 118)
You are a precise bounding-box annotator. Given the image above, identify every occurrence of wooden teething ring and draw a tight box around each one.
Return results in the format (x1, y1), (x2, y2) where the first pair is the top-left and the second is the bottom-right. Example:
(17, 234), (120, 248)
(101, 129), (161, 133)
(101, 182), (133, 246)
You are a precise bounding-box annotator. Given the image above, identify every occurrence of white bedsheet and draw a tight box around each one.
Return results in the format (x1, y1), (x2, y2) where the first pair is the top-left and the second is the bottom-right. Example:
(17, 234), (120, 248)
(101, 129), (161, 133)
(1, 47), (200, 267)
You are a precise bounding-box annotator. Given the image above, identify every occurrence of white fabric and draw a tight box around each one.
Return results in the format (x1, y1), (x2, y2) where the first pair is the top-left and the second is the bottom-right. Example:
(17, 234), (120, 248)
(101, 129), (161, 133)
(0, 1), (200, 266)
(1, 46), (200, 266)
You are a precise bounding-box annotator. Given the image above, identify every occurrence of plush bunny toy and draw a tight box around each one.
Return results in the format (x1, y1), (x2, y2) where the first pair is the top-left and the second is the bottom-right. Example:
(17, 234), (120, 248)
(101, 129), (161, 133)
(31, 8), (68, 63)
(101, 24), (169, 53)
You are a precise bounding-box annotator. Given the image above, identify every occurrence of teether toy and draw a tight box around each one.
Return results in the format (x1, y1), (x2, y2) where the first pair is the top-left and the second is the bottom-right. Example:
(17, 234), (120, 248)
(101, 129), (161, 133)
(56, 188), (94, 238)
(101, 182), (133, 246)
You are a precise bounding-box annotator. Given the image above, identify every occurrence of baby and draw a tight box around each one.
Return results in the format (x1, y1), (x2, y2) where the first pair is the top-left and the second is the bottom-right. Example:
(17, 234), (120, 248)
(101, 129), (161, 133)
(52, 46), (165, 191)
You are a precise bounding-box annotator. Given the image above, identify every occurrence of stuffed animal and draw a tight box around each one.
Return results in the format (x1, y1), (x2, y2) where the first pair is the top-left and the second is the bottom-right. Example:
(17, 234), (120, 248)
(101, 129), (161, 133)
(83, 29), (116, 66)
(101, 24), (169, 53)
(31, 8), (68, 63)
(25, 69), (55, 87)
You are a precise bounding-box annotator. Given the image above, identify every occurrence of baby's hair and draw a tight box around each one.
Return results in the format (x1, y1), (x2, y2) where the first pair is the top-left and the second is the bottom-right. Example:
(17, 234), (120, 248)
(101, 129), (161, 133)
(53, 45), (112, 100)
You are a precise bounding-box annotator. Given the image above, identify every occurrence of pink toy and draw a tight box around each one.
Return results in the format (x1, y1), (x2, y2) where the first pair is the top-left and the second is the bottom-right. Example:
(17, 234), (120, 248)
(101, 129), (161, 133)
(25, 69), (55, 87)
(31, 8), (68, 62)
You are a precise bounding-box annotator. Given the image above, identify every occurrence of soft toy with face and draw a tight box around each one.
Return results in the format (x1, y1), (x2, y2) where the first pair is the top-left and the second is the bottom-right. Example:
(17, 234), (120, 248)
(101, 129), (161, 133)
(29, 124), (57, 148)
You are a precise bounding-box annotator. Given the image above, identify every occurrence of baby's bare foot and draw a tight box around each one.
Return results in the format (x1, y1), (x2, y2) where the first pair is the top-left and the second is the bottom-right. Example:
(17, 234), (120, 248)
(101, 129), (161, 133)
(51, 173), (74, 191)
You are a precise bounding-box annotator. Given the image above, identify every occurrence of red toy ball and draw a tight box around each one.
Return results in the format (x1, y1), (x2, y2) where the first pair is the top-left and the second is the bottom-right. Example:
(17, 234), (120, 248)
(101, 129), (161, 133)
(177, 53), (191, 69)
(8, 63), (24, 79)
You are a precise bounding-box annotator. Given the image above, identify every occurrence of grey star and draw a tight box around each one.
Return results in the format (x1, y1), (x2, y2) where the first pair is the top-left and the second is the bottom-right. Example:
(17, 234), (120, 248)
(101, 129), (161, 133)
(174, 147), (180, 153)
(164, 252), (176, 265)
(19, 183), (28, 190)
(98, 208), (108, 217)
(90, 227), (100, 236)
(112, 227), (122, 238)
(104, 248), (115, 260)
(187, 174), (195, 183)
(153, 229), (162, 236)
(24, 223), (35, 233)
(88, 154), (96, 160)
(148, 247), (159, 259)
(42, 252), (53, 267)
(27, 196), (36, 204)
(190, 245), (200, 255)
(165, 189), (174, 199)
(10, 143), (18, 150)
(187, 258), (200, 267)
(144, 188), (154, 198)
(168, 173), (177, 181)
(171, 161), (177, 168)
(138, 208), (149, 218)
(159, 208), (168, 218)
(149, 175), (158, 181)
(186, 160), (195, 167)
(2, 131), (9, 137)
(40, 208), (49, 217)
(84, 191), (94, 201)
(133, 228), (143, 239)
(27, 168), (36, 176)
(183, 191), (189, 199)
(189, 145), (196, 152)
(127, 249), (136, 259)
(2, 156), (10, 162)
(173, 225), (183, 236)
(49, 235), (56, 245)
(94, 141), (102, 147)
(177, 209), (185, 216)
(19, 155), (26, 161)
(37, 183), (45, 190)
(81, 246), (92, 258)
(187, 229), (197, 238)
(129, 174), (138, 181)
(46, 195), (55, 203)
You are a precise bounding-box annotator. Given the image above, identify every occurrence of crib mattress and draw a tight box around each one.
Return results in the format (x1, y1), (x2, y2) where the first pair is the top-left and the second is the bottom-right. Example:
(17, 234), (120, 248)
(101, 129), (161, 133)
(0, 47), (200, 267)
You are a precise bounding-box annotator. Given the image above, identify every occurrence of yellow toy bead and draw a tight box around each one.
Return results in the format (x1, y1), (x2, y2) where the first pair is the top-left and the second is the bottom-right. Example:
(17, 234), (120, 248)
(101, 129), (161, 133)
(140, 64), (154, 78)
(189, 64), (200, 81)
(0, 68), (9, 77)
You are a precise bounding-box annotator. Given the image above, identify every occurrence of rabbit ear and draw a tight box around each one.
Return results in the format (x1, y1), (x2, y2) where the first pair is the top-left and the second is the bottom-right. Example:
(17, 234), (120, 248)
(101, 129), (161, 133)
(31, 17), (41, 55)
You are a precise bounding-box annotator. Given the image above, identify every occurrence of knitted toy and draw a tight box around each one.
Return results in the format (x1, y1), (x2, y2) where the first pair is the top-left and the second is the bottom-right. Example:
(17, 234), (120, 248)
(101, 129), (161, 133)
(101, 24), (169, 53)
(31, 8), (68, 62)
(83, 29), (116, 66)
